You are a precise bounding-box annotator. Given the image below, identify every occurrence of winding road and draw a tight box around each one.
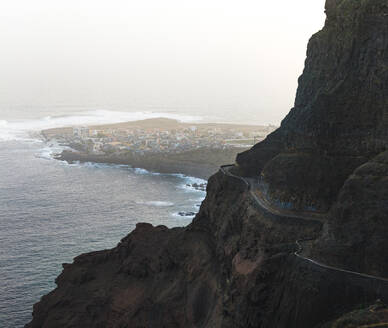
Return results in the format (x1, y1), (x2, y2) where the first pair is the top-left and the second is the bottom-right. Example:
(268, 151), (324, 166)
(219, 164), (388, 283)
(220, 165), (325, 223)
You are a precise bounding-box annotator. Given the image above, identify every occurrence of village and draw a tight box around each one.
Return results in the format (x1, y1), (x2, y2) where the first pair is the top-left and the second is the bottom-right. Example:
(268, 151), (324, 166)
(48, 119), (277, 156)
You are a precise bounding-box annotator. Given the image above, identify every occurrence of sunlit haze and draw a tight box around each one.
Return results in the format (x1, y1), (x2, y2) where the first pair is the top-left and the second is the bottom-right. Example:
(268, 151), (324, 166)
(0, 0), (326, 124)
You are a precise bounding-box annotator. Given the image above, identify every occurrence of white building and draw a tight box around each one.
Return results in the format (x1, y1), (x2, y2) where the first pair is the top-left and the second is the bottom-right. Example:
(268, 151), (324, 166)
(73, 126), (89, 138)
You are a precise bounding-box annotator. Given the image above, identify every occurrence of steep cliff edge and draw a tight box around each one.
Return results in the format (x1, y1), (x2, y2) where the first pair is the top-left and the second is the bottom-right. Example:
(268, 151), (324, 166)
(27, 1), (388, 327)
(237, 0), (388, 212)
(27, 172), (323, 328)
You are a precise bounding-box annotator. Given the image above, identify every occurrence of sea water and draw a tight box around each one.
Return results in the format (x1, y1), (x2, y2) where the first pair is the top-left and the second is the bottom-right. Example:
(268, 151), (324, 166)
(0, 111), (207, 327)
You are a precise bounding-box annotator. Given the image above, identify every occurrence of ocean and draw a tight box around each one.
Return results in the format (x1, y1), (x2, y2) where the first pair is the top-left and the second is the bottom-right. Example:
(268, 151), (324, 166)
(0, 110), (208, 327)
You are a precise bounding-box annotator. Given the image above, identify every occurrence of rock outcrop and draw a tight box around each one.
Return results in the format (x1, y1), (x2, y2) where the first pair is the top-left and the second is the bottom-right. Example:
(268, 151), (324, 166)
(27, 172), (323, 328)
(312, 150), (388, 276)
(26, 0), (388, 327)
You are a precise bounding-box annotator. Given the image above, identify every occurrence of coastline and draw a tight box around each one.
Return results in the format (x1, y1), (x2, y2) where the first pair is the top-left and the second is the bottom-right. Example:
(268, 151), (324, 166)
(55, 147), (246, 180)
(42, 117), (271, 179)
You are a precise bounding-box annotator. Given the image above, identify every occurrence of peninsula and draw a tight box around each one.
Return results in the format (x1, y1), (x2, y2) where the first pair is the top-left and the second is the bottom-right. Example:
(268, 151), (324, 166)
(43, 118), (276, 179)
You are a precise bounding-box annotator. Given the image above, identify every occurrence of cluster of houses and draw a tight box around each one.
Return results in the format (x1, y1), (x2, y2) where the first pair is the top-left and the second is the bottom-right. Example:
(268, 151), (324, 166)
(69, 124), (275, 155)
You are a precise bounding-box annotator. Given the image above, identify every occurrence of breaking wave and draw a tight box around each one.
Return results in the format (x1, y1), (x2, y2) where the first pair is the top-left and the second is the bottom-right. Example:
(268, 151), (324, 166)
(136, 201), (175, 207)
(0, 110), (202, 142)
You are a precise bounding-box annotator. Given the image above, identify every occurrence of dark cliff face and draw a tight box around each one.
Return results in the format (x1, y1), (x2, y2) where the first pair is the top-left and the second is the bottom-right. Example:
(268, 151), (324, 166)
(312, 150), (388, 276)
(237, 0), (388, 212)
(27, 1), (388, 327)
(26, 172), (323, 328)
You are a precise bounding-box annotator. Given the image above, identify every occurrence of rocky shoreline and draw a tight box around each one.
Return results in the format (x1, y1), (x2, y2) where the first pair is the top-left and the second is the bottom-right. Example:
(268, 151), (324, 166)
(55, 147), (246, 180)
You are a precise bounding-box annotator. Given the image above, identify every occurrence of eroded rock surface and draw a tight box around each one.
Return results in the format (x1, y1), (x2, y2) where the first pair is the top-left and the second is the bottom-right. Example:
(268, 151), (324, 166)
(27, 172), (322, 328)
(313, 150), (388, 276)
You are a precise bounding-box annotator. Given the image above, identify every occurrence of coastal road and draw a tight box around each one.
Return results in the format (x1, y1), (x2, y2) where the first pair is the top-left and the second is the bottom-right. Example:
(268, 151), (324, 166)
(220, 164), (388, 283)
(220, 165), (325, 223)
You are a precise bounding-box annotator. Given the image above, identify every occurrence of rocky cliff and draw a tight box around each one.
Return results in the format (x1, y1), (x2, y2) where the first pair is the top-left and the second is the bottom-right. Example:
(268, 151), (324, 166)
(237, 0), (388, 212)
(26, 1), (388, 327)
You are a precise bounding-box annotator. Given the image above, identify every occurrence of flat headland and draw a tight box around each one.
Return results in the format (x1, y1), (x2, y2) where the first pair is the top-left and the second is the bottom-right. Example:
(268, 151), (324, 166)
(42, 118), (276, 180)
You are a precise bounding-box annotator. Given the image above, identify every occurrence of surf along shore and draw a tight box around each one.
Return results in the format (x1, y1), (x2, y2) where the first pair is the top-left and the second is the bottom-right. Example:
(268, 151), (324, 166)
(42, 118), (276, 180)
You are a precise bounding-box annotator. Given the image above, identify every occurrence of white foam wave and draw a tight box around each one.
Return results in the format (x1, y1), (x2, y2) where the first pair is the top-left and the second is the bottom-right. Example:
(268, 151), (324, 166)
(189, 198), (206, 202)
(129, 169), (207, 193)
(0, 109), (203, 142)
(36, 146), (56, 160)
(34, 139), (71, 160)
(171, 211), (197, 219)
(184, 176), (207, 185)
(63, 161), (130, 170)
(180, 176), (207, 193)
(136, 201), (174, 207)
(133, 168), (150, 175)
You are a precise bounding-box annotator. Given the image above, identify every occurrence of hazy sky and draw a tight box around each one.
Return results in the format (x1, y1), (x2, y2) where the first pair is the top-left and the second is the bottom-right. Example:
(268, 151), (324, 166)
(0, 0), (326, 124)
